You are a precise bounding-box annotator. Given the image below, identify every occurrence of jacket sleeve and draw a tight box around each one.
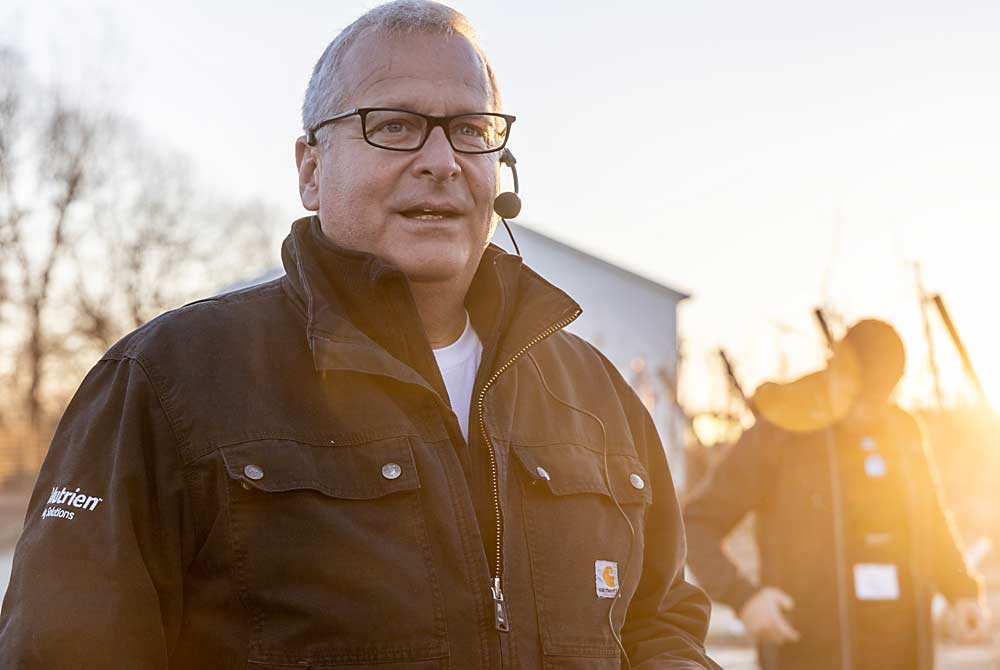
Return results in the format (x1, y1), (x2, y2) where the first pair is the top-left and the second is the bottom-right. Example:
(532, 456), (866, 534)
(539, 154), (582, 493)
(905, 418), (983, 603)
(681, 422), (776, 613)
(0, 354), (192, 668)
(620, 402), (722, 669)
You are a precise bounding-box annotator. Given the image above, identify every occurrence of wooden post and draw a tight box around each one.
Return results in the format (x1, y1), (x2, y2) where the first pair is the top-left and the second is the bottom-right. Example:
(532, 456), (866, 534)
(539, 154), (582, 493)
(932, 294), (987, 405)
(813, 307), (834, 351)
(914, 263), (944, 409)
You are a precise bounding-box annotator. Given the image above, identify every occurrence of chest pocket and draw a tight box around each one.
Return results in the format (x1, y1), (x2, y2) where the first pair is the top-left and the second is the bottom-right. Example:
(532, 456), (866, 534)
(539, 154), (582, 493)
(220, 437), (448, 668)
(512, 442), (652, 661)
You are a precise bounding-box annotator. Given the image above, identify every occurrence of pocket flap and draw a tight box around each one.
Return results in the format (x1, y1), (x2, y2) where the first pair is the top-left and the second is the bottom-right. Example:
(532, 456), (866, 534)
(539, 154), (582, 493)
(220, 436), (420, 499)
(512, 443), (652, 505)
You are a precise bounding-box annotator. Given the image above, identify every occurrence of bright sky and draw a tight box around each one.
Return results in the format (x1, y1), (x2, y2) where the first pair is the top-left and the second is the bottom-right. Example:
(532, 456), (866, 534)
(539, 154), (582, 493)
(4, 0), (999, 412)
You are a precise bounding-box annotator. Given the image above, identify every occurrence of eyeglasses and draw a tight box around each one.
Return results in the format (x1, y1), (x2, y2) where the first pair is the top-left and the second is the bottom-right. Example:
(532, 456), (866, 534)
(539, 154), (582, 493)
(305, 107), (516, 154)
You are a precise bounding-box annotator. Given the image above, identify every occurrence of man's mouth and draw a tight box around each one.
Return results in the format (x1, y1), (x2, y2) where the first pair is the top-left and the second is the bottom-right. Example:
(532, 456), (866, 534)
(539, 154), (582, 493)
(398, 206), (462, 221)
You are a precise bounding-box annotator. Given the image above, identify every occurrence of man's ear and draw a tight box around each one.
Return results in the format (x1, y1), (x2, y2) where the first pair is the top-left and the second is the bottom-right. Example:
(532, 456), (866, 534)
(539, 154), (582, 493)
(295, 136), (320, 212)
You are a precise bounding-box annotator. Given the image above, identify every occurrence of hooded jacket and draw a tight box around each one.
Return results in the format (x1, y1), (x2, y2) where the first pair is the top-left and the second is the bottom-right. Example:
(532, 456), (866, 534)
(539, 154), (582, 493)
(0, 217), (719, 670)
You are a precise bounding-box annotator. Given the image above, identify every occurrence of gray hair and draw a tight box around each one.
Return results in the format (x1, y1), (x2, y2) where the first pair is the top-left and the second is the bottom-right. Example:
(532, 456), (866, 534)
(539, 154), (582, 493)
(301, 0), (502, 139)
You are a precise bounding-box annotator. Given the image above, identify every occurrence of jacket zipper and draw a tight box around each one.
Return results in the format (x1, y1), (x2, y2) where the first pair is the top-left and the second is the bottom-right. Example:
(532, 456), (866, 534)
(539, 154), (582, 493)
(477, 308), (581, 632)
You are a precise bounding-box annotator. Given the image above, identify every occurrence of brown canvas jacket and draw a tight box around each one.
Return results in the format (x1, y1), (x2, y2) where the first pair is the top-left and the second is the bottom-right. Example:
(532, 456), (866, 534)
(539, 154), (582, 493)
(0, 217), (719, 670)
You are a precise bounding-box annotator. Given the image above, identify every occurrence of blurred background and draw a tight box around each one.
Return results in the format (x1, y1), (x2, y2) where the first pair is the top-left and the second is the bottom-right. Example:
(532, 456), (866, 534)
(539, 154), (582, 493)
(1, 1), (998, 667)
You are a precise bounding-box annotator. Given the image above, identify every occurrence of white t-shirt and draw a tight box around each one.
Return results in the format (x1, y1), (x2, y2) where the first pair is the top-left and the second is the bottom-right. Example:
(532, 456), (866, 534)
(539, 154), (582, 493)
(432, 312), (483, 443)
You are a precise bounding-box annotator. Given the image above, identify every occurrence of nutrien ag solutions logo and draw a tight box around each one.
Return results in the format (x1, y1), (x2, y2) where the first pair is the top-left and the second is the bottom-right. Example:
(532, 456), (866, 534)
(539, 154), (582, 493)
(42, 486), (104, 521)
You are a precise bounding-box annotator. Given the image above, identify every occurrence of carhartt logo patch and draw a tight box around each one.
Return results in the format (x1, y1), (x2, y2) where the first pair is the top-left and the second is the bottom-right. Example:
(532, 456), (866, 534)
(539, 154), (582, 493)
(595, 560), (619, 598)
(41, 485), (104, 521)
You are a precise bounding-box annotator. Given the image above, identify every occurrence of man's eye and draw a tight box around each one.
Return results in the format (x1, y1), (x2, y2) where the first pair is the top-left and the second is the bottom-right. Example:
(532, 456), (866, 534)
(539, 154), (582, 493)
(456, 124), (486, 138)
(372, 119), (418, 134)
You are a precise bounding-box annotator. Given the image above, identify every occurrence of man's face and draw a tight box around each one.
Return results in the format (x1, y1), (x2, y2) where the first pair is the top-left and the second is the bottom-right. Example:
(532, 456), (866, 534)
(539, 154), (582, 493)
(296, 32), (500, 285)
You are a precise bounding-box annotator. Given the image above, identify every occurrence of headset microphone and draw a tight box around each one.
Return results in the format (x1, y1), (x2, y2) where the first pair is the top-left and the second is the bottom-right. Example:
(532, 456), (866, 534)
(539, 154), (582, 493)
(494, 148), (523, 254)
(493, 148), (521, 218)
(493, 191), (521, 220)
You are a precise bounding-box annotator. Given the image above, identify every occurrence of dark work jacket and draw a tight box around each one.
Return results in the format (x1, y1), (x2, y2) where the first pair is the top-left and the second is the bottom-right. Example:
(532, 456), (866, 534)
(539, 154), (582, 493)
(0, 217), (719, 670)
(682, 410), (982, 670)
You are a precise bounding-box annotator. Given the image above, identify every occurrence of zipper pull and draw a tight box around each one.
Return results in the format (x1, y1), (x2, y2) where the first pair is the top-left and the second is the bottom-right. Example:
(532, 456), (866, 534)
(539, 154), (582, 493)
(491, 577), (510, 632)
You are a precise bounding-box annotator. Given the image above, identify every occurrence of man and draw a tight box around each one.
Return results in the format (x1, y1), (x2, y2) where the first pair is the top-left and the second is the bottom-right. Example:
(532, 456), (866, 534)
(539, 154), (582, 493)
(0, 2), (720, 668)
(684, 319), (989, 670)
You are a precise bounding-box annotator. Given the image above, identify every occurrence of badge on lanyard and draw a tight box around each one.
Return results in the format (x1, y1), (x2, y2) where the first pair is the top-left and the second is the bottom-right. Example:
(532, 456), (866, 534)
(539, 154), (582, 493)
(864, 453), (887, 478)
(854, 563), (900, 600)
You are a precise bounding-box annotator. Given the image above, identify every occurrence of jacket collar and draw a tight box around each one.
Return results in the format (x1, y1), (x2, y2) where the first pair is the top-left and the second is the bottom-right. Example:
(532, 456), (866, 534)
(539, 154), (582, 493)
(281, 216), (581, 393)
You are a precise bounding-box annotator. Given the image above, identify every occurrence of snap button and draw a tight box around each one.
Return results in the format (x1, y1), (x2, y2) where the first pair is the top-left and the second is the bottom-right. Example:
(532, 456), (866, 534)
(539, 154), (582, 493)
(243, 464), (264, 481)
(628, 473), (645, 490)
(535, 466), (551, 481)
(382, 462), (402, 480)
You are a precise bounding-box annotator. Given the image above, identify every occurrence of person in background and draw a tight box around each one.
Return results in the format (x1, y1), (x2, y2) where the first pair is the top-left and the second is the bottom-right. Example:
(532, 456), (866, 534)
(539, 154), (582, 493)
(683, 319), (989, 670)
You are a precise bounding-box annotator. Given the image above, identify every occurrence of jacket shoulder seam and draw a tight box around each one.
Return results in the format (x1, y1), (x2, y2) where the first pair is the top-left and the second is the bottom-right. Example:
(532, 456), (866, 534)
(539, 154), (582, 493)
(109, 353), (192, 469)
(126, 354), (199, 570)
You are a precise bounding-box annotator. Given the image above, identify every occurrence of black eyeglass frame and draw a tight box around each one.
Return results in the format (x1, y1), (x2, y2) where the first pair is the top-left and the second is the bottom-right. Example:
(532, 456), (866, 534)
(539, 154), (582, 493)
(305, 107), (517, 154)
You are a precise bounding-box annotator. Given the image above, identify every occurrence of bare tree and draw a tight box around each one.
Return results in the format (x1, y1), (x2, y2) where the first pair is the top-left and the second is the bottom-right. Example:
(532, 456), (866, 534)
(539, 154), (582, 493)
(0, 45), (277, 442)
(24, 103), (106, 428)
(70, 150), (277, 356)
(0, 47), (109, 429)
(0, 48), (26, 430)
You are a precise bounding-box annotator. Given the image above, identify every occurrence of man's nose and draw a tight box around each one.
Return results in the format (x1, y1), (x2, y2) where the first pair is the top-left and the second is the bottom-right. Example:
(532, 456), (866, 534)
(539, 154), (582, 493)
(411, 126), (461, 181)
